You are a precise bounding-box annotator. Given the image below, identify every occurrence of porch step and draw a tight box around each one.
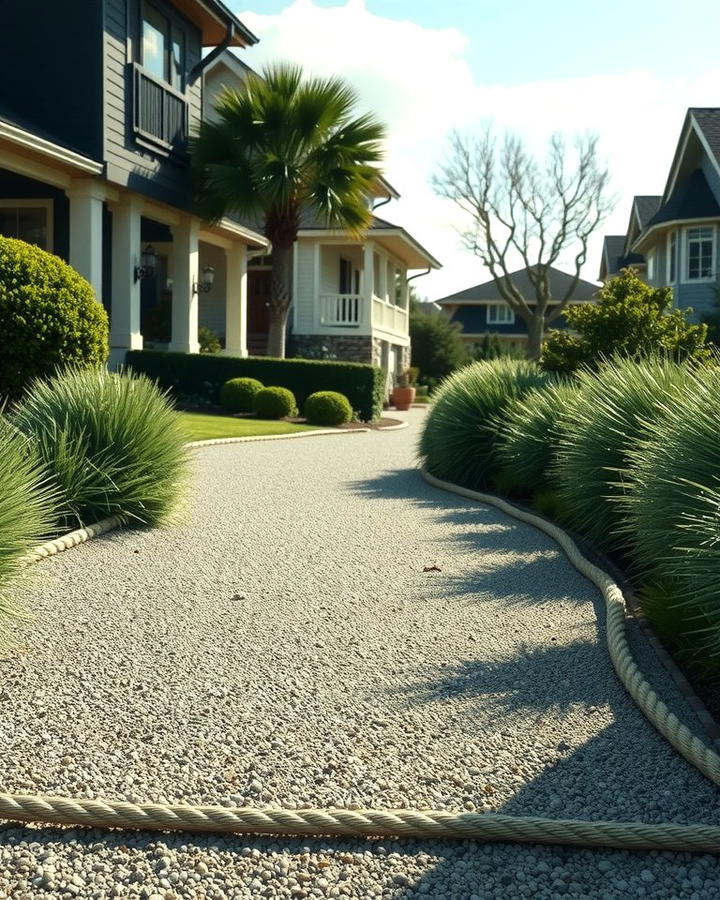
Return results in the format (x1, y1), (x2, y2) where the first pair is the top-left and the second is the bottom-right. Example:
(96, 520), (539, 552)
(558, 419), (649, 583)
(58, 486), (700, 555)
(247, 333), (268, 356)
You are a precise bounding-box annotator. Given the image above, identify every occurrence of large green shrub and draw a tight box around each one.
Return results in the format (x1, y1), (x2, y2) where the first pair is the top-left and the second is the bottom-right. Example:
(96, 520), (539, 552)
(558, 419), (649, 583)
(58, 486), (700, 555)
(0, 421), (57, 644)
(12, 368), (188, 529)
(622, 367), (720, 661)
(418, 359), (550, 489)
(410, 302), (470, 387)
(552, 357), (693, 550)
(541, 268), (711, 375)
(0, 237), (108, 399)
(304, 391), (353, 426)
(495, 380), (580, 496)
(219, 377), (264, 413)
(253, 386), (297, 420)
(126, 350), (384, 421)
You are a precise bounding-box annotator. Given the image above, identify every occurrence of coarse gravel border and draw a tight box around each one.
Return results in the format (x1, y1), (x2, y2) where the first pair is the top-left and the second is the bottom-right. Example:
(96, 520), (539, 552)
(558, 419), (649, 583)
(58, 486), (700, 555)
(3, 437), (720, 853)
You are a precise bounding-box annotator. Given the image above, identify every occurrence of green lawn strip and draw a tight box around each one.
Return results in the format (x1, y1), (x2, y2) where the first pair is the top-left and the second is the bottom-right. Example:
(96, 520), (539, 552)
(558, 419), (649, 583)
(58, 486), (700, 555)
(179, 412), (322, 441)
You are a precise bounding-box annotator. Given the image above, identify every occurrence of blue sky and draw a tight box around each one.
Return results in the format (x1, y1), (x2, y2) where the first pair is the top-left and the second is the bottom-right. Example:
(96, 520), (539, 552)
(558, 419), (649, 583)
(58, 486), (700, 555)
(231, 0), (720, 299)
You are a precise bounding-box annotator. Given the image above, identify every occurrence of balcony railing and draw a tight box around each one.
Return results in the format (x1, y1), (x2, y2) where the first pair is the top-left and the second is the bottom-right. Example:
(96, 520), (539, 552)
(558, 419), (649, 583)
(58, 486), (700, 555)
(372, 295), (408, 336)
(133, 64), (188, 153)
(319, 293), (362, 327)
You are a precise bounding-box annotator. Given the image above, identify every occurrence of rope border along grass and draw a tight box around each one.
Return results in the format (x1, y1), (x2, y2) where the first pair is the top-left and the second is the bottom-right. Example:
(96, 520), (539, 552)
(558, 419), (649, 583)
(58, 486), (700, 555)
(3, 464), (720, 852)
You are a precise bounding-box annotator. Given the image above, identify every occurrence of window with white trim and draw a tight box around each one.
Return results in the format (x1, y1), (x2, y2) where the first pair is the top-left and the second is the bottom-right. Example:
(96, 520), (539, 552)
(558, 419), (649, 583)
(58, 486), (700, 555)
(685, 226), (715, 281)
(0, 201), (52, 251)
(667, 230), (677, 283)
(646, 249), (656, 282)
(487, 302), (515, 325)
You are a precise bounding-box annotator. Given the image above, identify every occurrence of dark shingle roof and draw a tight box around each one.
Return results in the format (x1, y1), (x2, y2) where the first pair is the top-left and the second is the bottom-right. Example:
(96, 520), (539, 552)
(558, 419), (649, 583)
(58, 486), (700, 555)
(436, 266), (599, 304)
(634, 196), (662, 228)
(690, 108), (720, 174)
(601, 235), (644, 278)
(646, 168), (720, 227)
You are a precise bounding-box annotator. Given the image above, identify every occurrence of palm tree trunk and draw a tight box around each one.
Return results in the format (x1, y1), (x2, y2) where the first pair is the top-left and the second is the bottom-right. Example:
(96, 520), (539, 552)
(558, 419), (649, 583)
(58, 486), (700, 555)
(267, 242), (294, 358)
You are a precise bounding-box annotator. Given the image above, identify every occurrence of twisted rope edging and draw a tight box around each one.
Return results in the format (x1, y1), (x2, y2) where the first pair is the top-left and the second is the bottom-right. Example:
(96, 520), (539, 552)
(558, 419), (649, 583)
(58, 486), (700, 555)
(4, 463), (720, 852)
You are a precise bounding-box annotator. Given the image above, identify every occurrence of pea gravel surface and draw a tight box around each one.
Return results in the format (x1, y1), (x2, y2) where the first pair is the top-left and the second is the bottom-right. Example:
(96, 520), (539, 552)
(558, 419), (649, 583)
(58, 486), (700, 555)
(1, 408), (719, 899)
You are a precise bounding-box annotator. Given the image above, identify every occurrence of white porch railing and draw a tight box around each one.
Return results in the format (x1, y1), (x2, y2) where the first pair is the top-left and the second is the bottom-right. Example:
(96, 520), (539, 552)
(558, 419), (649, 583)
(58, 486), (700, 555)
(319, 293), (362, 327)
(372, 295), (408, 336)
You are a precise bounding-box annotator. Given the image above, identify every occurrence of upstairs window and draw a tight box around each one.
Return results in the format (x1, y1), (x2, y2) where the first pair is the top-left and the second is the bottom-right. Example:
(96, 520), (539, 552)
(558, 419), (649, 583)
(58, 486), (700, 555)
(646, 249), (656, 282)
(667, 230), (677, 282)
(487, 302), (515, 325)
(685, 226), (714, 281)
(142, 2), (185, 90)
(339, 258), (359, 294)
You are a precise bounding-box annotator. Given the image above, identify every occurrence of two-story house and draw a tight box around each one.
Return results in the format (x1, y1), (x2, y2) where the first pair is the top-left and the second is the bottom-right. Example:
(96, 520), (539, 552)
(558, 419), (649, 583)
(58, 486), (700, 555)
(0, 0), (268, 365)
(600, 108), (720, 322)
(202, 51), (441, 378)
(435, 266), (600, 353)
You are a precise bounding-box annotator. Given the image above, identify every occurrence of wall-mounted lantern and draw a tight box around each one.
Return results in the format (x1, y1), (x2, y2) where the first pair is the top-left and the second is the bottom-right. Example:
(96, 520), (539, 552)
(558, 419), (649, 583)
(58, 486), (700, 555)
(134, 244), (157, 282)
(193, 265), (215, 294)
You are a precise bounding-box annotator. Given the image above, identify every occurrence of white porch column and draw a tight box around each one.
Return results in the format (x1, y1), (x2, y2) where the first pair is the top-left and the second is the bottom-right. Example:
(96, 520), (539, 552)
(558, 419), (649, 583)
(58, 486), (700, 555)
(362, 241), (374, 327)
(109, 193), (143, 365)
(224, 242), (247, 357)
(68, 178), (104, 303)
(378, 251), (388, 301)
(169, 217), (200, 354)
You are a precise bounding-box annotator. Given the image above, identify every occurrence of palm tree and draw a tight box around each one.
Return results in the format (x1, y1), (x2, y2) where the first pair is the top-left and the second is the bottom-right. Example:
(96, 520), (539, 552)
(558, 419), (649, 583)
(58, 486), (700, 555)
(191, 63), (386, 358)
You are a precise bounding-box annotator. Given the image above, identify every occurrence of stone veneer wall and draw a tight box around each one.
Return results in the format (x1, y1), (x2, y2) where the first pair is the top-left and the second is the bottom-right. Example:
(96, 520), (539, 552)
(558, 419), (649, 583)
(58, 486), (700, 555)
(399, 344), (411, 373)
(293, 334), (373, 364)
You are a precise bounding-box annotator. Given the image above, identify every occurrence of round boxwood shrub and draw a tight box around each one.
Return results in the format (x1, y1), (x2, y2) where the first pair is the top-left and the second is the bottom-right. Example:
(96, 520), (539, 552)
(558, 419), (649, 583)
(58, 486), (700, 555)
(304, 391), (353, 426)
(0, 236), (109, 399)
(418, 359), (551, 490)
(12, 367), (188, 529)
(219, 377), (264, 412)
(253, 386), (298, 420)
(0, 420), (57, 644)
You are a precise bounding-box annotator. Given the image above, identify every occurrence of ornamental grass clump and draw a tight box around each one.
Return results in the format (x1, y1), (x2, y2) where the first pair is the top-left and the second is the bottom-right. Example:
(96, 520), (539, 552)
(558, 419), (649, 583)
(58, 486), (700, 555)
(552, 357), (693, 551)
(0, 420), (57, 644)
(219, 377), (264, 413)
(622, 366), (720, 662)
(304, 391), (353, 426)
(418, 359), (551, 489)
(12, 368), (188, 529)
(494, 380), (581, 496)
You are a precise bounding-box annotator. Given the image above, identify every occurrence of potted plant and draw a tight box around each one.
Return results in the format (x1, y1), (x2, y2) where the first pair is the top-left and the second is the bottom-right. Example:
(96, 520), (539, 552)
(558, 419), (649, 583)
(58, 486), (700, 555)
(392, 368), (416, 411)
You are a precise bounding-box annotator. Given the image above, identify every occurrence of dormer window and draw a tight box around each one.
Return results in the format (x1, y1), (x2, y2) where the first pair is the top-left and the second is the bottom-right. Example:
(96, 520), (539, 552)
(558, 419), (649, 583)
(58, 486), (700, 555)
(685, 226), (715, 281)
(142, 2), (185, 91)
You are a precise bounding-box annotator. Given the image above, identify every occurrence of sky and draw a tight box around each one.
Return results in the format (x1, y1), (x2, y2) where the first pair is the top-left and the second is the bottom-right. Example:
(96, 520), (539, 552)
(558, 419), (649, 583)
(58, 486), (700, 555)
(227, 0), (720, 301)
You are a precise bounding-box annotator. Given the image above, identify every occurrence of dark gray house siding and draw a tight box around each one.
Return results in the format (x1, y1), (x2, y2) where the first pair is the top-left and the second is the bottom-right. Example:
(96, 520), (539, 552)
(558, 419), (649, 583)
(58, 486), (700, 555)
(0, 1), (103, 159)
(103, 0), (203, 211)
(449, 304), (574, 337)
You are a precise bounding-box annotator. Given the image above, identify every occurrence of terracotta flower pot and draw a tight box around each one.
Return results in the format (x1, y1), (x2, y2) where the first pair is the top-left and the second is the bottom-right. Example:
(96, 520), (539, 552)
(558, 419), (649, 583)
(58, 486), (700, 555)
(392, 386), (416, 411)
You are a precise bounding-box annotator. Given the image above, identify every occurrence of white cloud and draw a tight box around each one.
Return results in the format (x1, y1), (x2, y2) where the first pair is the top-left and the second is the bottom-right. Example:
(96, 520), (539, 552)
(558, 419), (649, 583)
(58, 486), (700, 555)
(233, 0), (720, 300)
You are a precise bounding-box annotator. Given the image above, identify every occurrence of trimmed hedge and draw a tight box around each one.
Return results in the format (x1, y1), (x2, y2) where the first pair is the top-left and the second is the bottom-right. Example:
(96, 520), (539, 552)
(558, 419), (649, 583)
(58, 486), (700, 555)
(305, 391), (353, 426)
(0, 236), (109, 399)
(126, 350), (384, 421)
(253, 386), (297, 419)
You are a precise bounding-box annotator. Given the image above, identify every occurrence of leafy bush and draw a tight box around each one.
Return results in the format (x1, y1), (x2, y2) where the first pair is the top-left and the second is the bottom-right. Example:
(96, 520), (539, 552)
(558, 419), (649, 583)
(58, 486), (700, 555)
(410, 303), (470, 386)
(552, 357), (693, 550)
(253, 386), (297, 419)
(541, 268), (711, 375)
(126, 350), (384, 421)
(0, 236), (109, 399)
(12, 368), (188, 529)
(495, 380), (580, 495)
(418, 359), (551, 489)
(219, 377), (264, 413)
(622, 366), (720, 659)
(0, 421), (57, 644)
(304, 391), (353, 426)
(199, 327), (221, 354)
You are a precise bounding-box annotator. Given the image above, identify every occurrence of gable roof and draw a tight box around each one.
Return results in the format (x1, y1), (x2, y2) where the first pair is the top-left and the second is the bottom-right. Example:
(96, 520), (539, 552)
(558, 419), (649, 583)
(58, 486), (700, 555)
(687, 108), (720, 179)
(634, 196), (662, 228)
(646, 167), (720, 228)
(436, 266), (599, 304)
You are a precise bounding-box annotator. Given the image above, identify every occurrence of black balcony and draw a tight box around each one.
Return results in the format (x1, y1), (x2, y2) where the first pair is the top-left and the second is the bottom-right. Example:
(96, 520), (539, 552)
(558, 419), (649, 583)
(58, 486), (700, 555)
(133, 64), (188, 156)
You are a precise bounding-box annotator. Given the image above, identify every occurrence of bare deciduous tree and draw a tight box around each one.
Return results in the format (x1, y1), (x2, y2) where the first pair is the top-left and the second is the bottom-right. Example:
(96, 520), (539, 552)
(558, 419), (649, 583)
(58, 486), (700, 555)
(433, 129), (614, 359)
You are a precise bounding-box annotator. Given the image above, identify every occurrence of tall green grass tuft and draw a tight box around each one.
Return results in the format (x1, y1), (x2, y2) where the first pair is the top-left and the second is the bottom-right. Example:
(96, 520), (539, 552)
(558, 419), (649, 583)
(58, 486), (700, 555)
(622, 366), (720, 661)
(12, 368), (188, 529)
(495, 380), (581, 496)
(552, 357), (693, 551)
(418, 359), (551, 489)
(0, 420), (57, 643)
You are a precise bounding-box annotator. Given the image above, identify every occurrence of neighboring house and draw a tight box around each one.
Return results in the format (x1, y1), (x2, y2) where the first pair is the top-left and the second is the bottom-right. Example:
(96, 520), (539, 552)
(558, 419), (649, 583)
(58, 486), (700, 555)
(600, 108), (720, 322)
(598, 196), (660, 281)
(203, 51), (442, 377)
(0, 1), (269, 367)
(435, 267), (600, 352)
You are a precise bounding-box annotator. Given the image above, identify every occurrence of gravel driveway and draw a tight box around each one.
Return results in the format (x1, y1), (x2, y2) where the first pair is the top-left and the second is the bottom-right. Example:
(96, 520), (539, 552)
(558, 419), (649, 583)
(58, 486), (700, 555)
(1, 408), (719, 899)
